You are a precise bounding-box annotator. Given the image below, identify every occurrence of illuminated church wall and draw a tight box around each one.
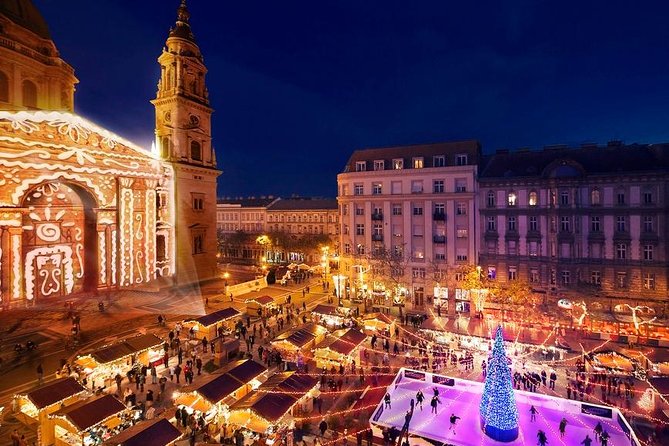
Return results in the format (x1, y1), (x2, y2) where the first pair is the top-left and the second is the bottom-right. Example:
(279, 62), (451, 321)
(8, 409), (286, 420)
(0, 111), (175, 306)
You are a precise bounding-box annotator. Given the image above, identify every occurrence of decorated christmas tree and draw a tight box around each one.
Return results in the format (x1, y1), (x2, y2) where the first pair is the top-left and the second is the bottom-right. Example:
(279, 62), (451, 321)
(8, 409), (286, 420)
(479, 325), (519, 442)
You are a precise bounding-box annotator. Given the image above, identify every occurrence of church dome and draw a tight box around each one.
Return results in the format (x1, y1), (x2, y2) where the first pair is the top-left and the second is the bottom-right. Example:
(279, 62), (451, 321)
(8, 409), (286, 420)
(0, 0), (51, 39)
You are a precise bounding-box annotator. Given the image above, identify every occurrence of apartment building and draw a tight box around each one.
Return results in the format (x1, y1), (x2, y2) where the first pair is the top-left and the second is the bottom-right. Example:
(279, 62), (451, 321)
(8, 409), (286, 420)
(478, 143), (669, 306)
(337, 141), (480, 307)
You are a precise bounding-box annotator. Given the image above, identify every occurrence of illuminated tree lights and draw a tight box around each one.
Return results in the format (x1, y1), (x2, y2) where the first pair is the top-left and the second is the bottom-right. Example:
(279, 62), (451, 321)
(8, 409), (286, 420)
(479, 326), (519, 442)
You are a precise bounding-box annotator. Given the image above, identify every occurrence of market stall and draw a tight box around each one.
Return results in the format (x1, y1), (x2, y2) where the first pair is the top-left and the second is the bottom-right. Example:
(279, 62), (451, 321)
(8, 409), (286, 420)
(358, 313), (396, 337)
(13, 378), (87, 445)
(75, 334), (164, 389)
(270, 324), (327, 362)
(312, 304), (351, 328)
(175, 359), (268, 418)
(313, 328), (367, 369)
(245, 295), (276, 316)
(47, 394), (131, 446)
(183, 307), (242, 340)
(103, 418), (182, 446)
(228, 371), (319, 441)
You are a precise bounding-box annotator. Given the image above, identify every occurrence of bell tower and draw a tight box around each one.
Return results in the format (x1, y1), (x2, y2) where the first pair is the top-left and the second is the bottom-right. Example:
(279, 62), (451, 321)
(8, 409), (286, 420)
(152, 0), (220, 285)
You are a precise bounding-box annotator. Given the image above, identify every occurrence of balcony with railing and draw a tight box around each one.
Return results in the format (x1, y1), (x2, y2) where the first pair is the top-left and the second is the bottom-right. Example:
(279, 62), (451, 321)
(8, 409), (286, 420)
(432, 212), (446, 221)
(433, 235), (446, 244)
(371, 212), (384, 221)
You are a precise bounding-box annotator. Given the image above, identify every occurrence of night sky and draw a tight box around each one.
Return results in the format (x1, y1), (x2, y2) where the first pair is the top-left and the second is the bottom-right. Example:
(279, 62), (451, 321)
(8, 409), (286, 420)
(36, 0), (669, 198)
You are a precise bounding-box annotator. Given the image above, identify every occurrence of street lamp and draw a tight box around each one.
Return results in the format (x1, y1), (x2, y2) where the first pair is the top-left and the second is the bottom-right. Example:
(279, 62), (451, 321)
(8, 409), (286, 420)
(332, 274), (346, 307)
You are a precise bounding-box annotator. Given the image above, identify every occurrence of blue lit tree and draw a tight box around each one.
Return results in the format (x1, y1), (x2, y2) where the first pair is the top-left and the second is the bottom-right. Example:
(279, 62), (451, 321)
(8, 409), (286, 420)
(479, 325), (519, 442)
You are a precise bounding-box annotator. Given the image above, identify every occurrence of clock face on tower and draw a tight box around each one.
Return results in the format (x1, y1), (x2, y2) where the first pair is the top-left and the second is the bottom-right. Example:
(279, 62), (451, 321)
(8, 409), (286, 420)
(189, 114), (200, 127)
(163, 111), (171, 123)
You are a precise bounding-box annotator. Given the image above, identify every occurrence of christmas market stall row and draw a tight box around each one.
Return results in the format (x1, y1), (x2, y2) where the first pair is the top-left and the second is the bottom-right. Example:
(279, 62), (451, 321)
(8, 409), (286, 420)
(13, 378), (87, 445)
(182, 307), (242, 340)
(74, 334), (165, 388)
(357, 312), (396, 336)
(227, 371), (319, 444)
(174, 359), (268, 427)
(245, 295), (276, 317)
(269, 323), (327, 363)
(312, 328), (367, 369)
(311, 304), (352, 328)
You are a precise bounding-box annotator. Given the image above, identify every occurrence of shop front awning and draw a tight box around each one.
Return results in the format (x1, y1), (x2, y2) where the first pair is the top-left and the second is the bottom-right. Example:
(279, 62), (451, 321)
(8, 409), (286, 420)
(185, 307), (241, 328)
(247, 295), (274, 306)
(315, 328), (366, 356)
(104, 418), (182, 446)
(187, 359), (266, 405)
(85, 333), (164, 365)
(21, 377), (86, 410)
(51, 394), (126, 433)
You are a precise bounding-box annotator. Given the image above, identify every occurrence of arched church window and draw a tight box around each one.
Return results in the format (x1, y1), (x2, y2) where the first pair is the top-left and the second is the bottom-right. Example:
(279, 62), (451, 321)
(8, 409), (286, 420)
(0, 71), (8, 103)
(22, 80), (37, 109)
(191, 141), (202, 161)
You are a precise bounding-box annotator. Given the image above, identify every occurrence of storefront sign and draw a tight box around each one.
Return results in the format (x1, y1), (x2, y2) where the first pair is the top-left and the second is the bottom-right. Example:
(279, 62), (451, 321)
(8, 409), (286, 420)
(432, 375), (455, 386)
(404, 370), (426, 381)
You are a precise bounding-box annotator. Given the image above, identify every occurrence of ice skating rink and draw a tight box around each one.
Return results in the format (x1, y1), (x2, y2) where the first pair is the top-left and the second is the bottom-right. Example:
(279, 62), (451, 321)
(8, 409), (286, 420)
(371, 372), (635, 446)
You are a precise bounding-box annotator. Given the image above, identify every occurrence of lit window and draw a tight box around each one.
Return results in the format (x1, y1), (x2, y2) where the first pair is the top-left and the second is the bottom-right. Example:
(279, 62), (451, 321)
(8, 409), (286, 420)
(392, 158), (404, 169)
(372, 183), (382, 195)
(528, 191), (538, 206)
(507, 192), (517, 207)
(412, 157), (424, 169)
(591, 188), (601, 206)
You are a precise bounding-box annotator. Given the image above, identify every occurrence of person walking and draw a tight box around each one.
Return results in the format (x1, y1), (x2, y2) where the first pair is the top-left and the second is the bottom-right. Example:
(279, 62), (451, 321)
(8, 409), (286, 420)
(366, 429), (373, 446)
(537, 430), (548, 446)
(559, 417), (567, 438)
(416, 390), (424, 410)
(174, 364), (182, 384)
(549, 370), (557, 390)
(449, 413), (460, 434)
(36, 363), (44, 385)
(530, 405), (538, 422)
(150, 364), (157, 384)
(319, 419), (328, 437)
(384, 393), (391, 409)
(594, 422), (603, 442)
(581, 434), (593, 446)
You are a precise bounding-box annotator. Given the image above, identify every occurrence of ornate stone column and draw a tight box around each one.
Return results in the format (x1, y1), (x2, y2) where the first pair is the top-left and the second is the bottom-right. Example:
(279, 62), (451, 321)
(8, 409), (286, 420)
(118, 178), (135, 287)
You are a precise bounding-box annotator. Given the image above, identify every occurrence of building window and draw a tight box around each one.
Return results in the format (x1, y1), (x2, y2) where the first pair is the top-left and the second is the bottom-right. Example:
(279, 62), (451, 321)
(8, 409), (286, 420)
(192, 196), (204, 211)
(591, 188), (601, 206)
(455, 154), (468, 166)
(644, 273), (655, 290)
(528, 191), (538, 206)
(591, 216), (600, 232)
(456, 253), (468, 261)
(528, 241), (538, 257)
(373, 223), (383, 236)
(392, 204), (402, 215)
(411, 180), (424, 193)
(591, 271), (601, 285)
(456, 202), (467, 215)
(22, 80), (37, 108)
(372, 183), (382, 195)
(643, 244), (654, 261)
(0, 71), (8, 103)
(560, 190), (569, 206)
(356, 244), (365, 255)
(392, 158), (404, 169)
(507, 192), (517, 207)
(341, 204), (348, 216)
(560, 216), (570, 232)
(455, 179), (467, 192)
(412, 157), (424, 169)
(643, 216), (653, 233)
(529, 216), (538, 231)
(616, 216), (626, 232)
(355, 161), (367, 172)
(616, 243), (627, 259)
(433, 180), (444, 193)
(343, 224), (349, 235)
(356, 224), (365, 235)
(487, 191), (496, 208)
(355, 205), (364, 216)
(435, 253), (446, 260)
(373, 160), (385, 171)
(616, 272), (627, 288)
(508, 266), (517, 281)
(192, 232), (205, 254)
(344, 243), (351, 254)
(617, 190), (626, 205)
(434, 203), (445, 216)
(354, 184), (364, 195)
(487, 241), (497, 254)
(457, 228), (468, 238)
(507, 216), (517, 231)
(413, 206), (423, 216)
(487, 216), (496, 231)
(507, 240), (517, 255)
(643, 189), (653, 205)
(433, 155), (446, 167)
(190, 141), (202, 161)
(412, 268), (426, 279)
(561, 270), (570, 285)
(530, 268), (539, 283)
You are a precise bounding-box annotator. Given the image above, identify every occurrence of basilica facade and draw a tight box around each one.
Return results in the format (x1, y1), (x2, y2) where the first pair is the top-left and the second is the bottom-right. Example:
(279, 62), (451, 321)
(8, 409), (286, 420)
(0, 0), (219, 307)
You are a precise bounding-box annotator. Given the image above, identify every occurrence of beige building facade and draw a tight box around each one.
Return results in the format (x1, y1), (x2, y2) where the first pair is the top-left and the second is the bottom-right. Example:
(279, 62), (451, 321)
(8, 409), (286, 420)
(337, 141), (480, 308)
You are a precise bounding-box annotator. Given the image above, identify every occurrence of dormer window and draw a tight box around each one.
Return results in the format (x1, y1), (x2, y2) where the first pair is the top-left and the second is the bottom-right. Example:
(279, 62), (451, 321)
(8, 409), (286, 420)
(433, 155), (446, 167)
(355, 161), (367, 172)
(392, 159), (404, 170)
(507, 192), (517, 207)
(455, 154), (468, 166)
(528, 191), (538, 206)
(412, 157), (424, 169)
(373, 160), (385, 171)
